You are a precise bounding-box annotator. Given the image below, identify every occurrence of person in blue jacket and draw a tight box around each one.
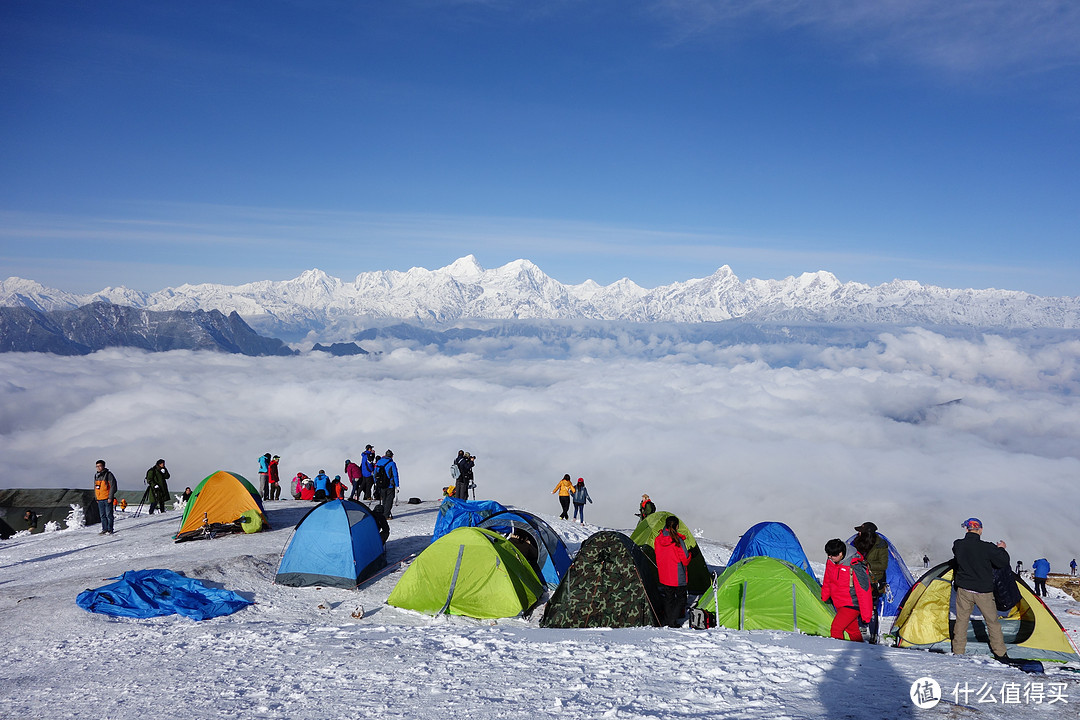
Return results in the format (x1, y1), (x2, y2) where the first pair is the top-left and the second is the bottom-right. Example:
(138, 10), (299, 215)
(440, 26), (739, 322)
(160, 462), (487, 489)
(257, 452), (271, 501)
(1071, 559), (1077, 577)
(571, 478), (593, 524)
(359, 444), (376, 501)
(374, 450), (399, 519)
(312, 469), (331, 501)
(1032, 558), (1051, 597)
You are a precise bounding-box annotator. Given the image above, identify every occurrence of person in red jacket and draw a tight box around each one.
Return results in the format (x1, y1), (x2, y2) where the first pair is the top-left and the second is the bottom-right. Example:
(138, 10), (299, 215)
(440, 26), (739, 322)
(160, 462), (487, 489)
(654, 515), (692, 628)
(821, 538), (873, 642)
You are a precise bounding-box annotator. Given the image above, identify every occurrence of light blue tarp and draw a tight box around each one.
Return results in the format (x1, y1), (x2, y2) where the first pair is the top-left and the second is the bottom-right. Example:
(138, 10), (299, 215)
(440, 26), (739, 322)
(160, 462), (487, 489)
(76, 569), (252, 620)
(276, 499), (386, 588)
(432, 497), (507, 542)
(478, 509), (571, 589)
(727, 521), (817, 582)
(844, 531), (915, 616)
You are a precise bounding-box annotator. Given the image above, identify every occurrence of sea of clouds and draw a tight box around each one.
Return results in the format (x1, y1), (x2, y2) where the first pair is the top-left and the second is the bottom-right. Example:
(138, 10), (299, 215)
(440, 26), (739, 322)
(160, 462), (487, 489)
(1, 324), (1078, 570)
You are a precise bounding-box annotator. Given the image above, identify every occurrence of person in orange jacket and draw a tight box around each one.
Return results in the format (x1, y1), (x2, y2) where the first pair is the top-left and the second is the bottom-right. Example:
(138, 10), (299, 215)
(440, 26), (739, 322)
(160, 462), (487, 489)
(821, 538), (873, 642)
(654, 515), (691, 627)
(551, 474), (574, 519)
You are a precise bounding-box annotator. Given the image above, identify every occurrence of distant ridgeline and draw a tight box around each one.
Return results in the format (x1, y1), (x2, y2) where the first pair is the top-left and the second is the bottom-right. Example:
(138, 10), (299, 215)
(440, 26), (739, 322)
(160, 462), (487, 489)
(0, 302), (296, 356)
(0, 488), (144, 537)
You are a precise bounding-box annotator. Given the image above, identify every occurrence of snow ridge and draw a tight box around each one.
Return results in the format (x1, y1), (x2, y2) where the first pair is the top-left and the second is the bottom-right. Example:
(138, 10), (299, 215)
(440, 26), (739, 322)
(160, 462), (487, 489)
(2, 258), (1079, 331)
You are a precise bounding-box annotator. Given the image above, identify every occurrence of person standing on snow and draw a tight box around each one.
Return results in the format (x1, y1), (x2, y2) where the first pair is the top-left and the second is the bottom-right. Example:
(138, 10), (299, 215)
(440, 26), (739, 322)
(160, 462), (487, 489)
(93, 460), (118, 536)
(268, 455), (281, 500)
(359, 444), (376, 501)
(1032, 558), (1051, 597)
(637, 493), (656, 519)
(144, 459), (170, 514)
(345, 458), (362, 501)
(852, 521), (890, 643)
(654, 515), (691, 628)
(821, 539), (873, 642)
(951, 517), (1011, 662)
(551, 474), (574, 520)
(375, 450), (399, 519)
(1071, 559), (1077, 577)
(258, 452), (272, 501)
(571, 478), (593, 524)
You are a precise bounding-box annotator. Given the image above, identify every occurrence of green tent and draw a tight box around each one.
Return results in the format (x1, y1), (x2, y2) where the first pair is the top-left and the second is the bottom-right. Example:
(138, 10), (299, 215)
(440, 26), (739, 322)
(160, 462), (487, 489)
(387, 527), (543, 619)
(541, 530), (661, 628)
(694, 556), (835, 637)
(630, 511), (712, 594)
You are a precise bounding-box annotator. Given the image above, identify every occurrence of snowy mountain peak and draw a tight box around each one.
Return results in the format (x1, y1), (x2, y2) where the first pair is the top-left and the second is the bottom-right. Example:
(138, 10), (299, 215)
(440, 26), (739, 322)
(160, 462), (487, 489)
(441, 255), (485, 280)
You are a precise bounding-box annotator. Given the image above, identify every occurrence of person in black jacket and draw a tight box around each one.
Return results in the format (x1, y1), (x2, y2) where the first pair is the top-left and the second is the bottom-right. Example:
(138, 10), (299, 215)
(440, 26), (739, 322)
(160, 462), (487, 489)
(951, 517), (1011, 661)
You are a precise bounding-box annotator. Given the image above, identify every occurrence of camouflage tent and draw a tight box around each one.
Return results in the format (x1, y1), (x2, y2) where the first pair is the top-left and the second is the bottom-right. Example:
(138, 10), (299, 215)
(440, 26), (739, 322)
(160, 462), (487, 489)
(541, 531), (661, 628)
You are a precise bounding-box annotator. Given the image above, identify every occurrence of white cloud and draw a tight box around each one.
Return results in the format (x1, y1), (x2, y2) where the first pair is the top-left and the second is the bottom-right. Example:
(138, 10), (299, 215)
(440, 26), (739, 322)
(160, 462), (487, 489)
(1, 327), (1077, 570)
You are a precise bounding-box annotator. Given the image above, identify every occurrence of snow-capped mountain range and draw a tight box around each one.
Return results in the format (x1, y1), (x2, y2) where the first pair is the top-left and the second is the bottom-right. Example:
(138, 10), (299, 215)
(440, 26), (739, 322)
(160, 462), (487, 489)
(3, 256), (1079, 339)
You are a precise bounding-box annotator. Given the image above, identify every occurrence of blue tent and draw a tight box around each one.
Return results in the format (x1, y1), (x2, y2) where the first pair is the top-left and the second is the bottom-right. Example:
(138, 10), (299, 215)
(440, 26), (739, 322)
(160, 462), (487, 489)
(727, 521), (817, 582)
(431, 497), (507, 542)
(275, 499), (386, 588)
(844, 531), (915, 617)
(76, 569), (252, 620)
(478, 509), (572, 589)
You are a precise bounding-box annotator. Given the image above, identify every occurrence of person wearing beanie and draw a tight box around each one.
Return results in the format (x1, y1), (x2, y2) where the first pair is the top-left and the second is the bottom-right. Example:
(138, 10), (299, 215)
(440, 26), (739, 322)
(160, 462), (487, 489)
(951, 517), (1011, 661)
(571, 477), (593, 524)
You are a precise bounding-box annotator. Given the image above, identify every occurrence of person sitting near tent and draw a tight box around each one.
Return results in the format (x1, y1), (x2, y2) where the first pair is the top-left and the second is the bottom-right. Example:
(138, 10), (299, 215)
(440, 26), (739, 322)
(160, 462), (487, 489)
(23, 509), (39, 532)
(313, 470), (331, 501)
(552, 474), (574, 520)
(571, 478), (592, 525)
(291, 473), (306, 500)
(852, 521), (889, 643)
(268, 455), (281, 500)
(952, 517), (1011, 662)
(144, 459), (171, 514)
(358, 444), (376, 501)
(345, 458), (362, 501)
(374, 450), (399, 519)
(331, 475), (346, 500)
(821, 538), (872, 642)
(654, 515), (691, 628)
(637, 493), (655, 519)
(1032, 558), (1051, 597)
(300, 476), (315, 501)
(258, 452), (272, 501)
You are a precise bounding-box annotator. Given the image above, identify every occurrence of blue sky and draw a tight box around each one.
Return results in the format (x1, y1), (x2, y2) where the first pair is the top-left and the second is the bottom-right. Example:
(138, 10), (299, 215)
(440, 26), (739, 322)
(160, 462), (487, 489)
(1, 0), (1078, 295)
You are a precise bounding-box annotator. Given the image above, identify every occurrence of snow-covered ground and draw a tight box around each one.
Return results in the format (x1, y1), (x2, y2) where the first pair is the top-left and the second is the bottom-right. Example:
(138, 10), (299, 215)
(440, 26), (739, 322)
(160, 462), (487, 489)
(2, 498), (1078, 719)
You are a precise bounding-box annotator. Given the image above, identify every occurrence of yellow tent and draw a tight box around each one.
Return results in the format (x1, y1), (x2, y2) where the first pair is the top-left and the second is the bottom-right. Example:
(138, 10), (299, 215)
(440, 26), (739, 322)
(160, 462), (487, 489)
(891, 562), (1079, 663)
(175, 471), (267, 538)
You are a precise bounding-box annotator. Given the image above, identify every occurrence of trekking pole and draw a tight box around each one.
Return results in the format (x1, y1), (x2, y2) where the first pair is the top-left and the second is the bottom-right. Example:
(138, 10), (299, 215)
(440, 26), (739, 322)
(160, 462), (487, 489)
(133, 485), (152, 518)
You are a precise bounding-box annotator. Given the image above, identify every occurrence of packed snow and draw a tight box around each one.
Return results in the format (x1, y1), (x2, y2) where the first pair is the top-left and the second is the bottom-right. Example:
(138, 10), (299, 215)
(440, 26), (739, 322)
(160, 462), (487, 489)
(2, 497), (1078, 719)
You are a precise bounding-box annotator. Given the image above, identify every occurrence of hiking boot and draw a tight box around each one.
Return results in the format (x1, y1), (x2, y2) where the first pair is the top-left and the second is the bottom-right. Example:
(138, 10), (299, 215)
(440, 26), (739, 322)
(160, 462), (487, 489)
(98, 530), (107, 535)
(993, 654), (1012, 664)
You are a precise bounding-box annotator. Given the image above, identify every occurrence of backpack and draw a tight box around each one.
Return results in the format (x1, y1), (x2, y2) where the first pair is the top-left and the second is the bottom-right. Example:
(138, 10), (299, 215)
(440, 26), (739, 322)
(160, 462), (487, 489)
(450, 463), (460, 481)
(689, 607), (716, 630)
(374, 462), (391, 490)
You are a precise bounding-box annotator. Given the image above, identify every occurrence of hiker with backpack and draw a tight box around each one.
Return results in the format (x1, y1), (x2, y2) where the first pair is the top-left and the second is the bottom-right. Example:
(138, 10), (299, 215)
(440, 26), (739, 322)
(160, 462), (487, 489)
(952, 517), (1011, 662)
(313, 470), (331, 501)
(93, 460), (118, 536)
(453, 451), (473, 500)
(821, 538), (873, 642)
(852, 521), (890, 643)
(374, 450), (399, 519)
(571, 478), (592, 524)
(552, 474), (574, 520)
(637, 493), (655, 519)
(654, 515), (691, 628)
